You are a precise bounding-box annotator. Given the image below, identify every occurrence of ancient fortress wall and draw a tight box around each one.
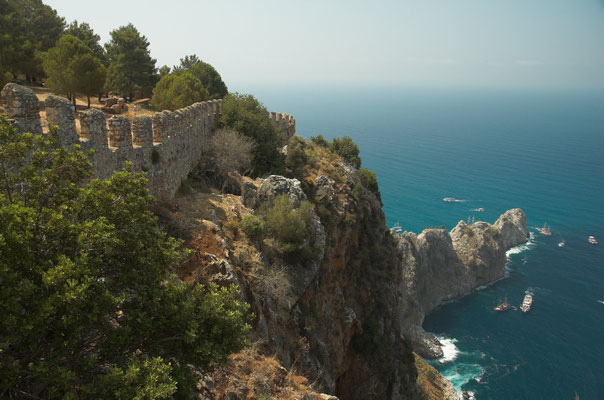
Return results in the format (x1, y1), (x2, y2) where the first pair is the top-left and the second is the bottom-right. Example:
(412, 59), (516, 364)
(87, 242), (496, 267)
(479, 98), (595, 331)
(1, 83), (295, 202)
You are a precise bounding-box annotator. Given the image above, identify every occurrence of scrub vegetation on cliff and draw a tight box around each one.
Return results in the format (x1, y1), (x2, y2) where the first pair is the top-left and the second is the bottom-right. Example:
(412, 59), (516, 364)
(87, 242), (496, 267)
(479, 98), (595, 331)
(0, 116), (251, 398)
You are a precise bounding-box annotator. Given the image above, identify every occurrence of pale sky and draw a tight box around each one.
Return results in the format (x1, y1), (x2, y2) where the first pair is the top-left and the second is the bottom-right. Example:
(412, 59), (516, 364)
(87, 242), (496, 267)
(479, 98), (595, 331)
(46, 0), (604, 90)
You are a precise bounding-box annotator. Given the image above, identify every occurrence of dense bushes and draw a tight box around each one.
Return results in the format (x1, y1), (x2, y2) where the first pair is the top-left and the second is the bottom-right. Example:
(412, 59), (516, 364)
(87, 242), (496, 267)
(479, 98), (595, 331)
(285, 135), (308, 178)
(151, 72), (209, 111)
(330, 136), (361, 168)
(240, 214), (264, 241)
(220, 93), (284, 176)
(0, 117), (251, 399)
(260, 195), (317, 262)
(358, 167), (382, 205)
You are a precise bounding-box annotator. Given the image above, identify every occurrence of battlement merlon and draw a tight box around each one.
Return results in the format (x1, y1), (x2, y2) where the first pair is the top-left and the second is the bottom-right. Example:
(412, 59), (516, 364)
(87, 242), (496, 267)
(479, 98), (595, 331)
(0, 83), (43, 135)
(1, 83), (295, 201)
(268, 110), (296, 139)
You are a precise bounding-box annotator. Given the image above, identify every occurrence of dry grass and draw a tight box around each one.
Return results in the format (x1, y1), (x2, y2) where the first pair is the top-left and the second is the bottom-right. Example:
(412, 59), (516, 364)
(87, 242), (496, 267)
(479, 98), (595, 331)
(414, 353), (454, 400)
(211, 348), (326, 400)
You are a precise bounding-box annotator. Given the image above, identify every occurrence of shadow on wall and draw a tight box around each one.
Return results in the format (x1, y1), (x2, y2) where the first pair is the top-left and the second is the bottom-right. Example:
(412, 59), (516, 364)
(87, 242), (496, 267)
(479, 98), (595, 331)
(0, 83), (295, 202)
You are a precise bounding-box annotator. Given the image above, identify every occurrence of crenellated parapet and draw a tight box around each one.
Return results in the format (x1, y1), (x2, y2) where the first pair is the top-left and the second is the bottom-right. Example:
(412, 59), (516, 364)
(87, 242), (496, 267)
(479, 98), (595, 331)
(1, 83), (295, 201)
(268, 111), (296, 140)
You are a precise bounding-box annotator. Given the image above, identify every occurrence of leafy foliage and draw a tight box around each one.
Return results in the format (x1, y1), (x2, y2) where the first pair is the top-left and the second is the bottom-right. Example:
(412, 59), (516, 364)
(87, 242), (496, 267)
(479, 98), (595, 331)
(357, 167), (382, 205)
(311, 134), (329, 147)
(0, 117), (251, 398)
(151, 72), (208, 111)
(220, 93), (284, 176)
(240, 215), (264, 241)
(65, 20), (106, 65)
(330, 136), (361, 169)
(0, 0), (65, 78)
(43, 34), (106, 105)
(261, 195), (316, 262)
(173, 55), (228, 99)
(285, 135), (308, 178)
(105, 23), (157, 99)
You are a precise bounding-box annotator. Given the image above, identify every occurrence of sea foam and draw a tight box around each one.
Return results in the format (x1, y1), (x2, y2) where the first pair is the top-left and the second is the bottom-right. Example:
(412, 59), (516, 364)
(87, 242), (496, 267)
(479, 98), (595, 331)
(437, 336), (460, 363)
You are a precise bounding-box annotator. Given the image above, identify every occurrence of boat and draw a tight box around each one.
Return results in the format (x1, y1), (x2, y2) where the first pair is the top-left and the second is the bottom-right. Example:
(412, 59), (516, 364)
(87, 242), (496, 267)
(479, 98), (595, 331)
(443, 197), (456, 202)
(391, 223), (403, 234)
(476, 207), (485, 212)
(539, 223), (551, 236)
(558, 240), (565, 247)
(493, 296), (510, 311)
(521, 294), (533, 313)
(588, 236), (598, 245)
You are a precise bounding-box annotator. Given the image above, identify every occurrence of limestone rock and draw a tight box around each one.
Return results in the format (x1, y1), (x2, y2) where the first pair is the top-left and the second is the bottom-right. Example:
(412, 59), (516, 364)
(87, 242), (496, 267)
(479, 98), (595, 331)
(102, 97), (127, 114)
(0, 83), (42, 135)
(494, 208), (530, 250)
(258, 175), (307, 207)
(241, 180), (260, 209)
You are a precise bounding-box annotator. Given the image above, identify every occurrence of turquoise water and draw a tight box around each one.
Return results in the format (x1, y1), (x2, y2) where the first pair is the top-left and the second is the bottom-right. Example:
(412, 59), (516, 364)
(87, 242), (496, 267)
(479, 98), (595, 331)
(235, 84), (604, 399)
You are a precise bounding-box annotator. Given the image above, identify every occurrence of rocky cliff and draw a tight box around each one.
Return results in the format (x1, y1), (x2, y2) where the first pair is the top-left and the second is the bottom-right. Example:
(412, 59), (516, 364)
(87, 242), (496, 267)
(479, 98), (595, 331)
(395, 210), (529, 358)
(169, 141), (528, 399)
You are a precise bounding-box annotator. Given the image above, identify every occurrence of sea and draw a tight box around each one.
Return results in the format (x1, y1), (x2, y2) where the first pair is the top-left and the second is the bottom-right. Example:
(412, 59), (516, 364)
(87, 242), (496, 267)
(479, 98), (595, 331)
(233, 83), (604, 400)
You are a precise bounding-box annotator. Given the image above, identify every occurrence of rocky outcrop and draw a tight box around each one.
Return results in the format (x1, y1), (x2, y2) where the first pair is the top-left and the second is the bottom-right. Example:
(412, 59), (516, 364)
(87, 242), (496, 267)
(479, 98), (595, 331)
(395, 209), (529, 358)
(177, 139), (529, 398)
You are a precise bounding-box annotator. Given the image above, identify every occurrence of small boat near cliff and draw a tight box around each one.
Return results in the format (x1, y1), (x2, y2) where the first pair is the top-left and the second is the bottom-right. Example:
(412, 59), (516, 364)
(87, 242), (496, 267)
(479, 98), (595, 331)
(521, 294), (533, 313)
(558, 240), (565, 247)
(493, 296), (510, 312)
(539, 223), (551, 236)
(588, 236), (598, 245)
(443, 197), (456, 202)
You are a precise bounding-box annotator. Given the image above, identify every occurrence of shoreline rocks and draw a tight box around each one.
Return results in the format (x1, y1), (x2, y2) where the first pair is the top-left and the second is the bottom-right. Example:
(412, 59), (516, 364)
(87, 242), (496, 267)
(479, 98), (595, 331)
(397, 208), (529, 359)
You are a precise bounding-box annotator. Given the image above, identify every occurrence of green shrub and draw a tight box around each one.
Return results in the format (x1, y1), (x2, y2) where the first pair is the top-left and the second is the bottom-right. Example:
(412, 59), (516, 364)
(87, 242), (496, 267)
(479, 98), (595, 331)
(262, 195), (316, 262)
(0, 117), (251, 398)
(330, 136), (361, 169)
(311, 134), (329, 147)
(151, 72), (209, 111)
(490, 226), (500, 238)
(220, 93), (284, 176)
(357, 167), (382, 205)
(285, 135), (307, 178)
(240, 215), (264, 240)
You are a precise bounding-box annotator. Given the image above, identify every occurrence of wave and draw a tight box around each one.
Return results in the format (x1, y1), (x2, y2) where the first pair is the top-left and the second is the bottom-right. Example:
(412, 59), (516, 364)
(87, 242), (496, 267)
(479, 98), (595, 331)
(597, 300), (604, 305)
(437, 336), (460, 363)
(505, 231), (536, 258)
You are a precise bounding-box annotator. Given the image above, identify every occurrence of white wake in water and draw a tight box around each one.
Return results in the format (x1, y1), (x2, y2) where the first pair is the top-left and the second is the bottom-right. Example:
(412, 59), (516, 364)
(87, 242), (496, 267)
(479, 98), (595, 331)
(506, 231), (536, 257)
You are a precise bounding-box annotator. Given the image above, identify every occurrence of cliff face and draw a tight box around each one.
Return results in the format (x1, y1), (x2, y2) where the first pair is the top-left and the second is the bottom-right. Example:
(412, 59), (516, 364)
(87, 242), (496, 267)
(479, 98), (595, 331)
(396, 210), (529, 358)
(174, 142), (528, 399)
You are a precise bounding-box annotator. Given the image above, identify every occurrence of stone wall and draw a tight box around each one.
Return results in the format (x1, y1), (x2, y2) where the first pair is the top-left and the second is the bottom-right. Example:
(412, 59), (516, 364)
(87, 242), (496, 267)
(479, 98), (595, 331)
(269, 111), (296, 140)
(1, 83), (296, 202)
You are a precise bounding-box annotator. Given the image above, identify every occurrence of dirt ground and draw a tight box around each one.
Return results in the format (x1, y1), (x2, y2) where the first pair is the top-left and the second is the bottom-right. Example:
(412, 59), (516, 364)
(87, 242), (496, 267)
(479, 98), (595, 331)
(2, 84), (156, 132)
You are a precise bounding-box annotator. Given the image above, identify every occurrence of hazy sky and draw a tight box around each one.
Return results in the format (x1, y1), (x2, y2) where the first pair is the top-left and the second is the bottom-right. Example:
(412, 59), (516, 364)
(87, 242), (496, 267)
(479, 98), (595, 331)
(46, 0), (604, 90)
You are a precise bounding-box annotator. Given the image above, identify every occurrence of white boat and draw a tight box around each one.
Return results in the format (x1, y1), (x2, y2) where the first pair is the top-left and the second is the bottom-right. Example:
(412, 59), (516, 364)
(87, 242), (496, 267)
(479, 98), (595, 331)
(588, 236), (598, 245)
(558, 241), (565, 247)
(521, 294), (533, 313)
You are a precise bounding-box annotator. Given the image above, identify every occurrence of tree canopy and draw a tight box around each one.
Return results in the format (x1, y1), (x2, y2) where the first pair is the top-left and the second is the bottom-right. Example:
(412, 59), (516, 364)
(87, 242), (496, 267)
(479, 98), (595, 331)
(65, 20), (106, 65)
(43, 34), (106, 106)
(174, 55), (228, 99)
(0, 117), (251, 398)
(220, 93), (284, 176)
(151, 72), (209, 111)
(105, 24), (157, 100)
(0, 0), (65, 79)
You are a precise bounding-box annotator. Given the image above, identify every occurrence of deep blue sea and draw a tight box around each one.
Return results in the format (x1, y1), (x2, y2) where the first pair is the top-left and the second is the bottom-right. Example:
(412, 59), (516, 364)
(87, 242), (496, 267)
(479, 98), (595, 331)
(234, 83), (604, 399)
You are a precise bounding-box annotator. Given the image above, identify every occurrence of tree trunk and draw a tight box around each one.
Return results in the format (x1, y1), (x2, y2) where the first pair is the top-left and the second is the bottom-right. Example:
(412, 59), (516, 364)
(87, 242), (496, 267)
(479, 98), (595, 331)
(98, 92), (102, 103)
(87, 96), (91, 109)
(72, 94), (77, 108)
